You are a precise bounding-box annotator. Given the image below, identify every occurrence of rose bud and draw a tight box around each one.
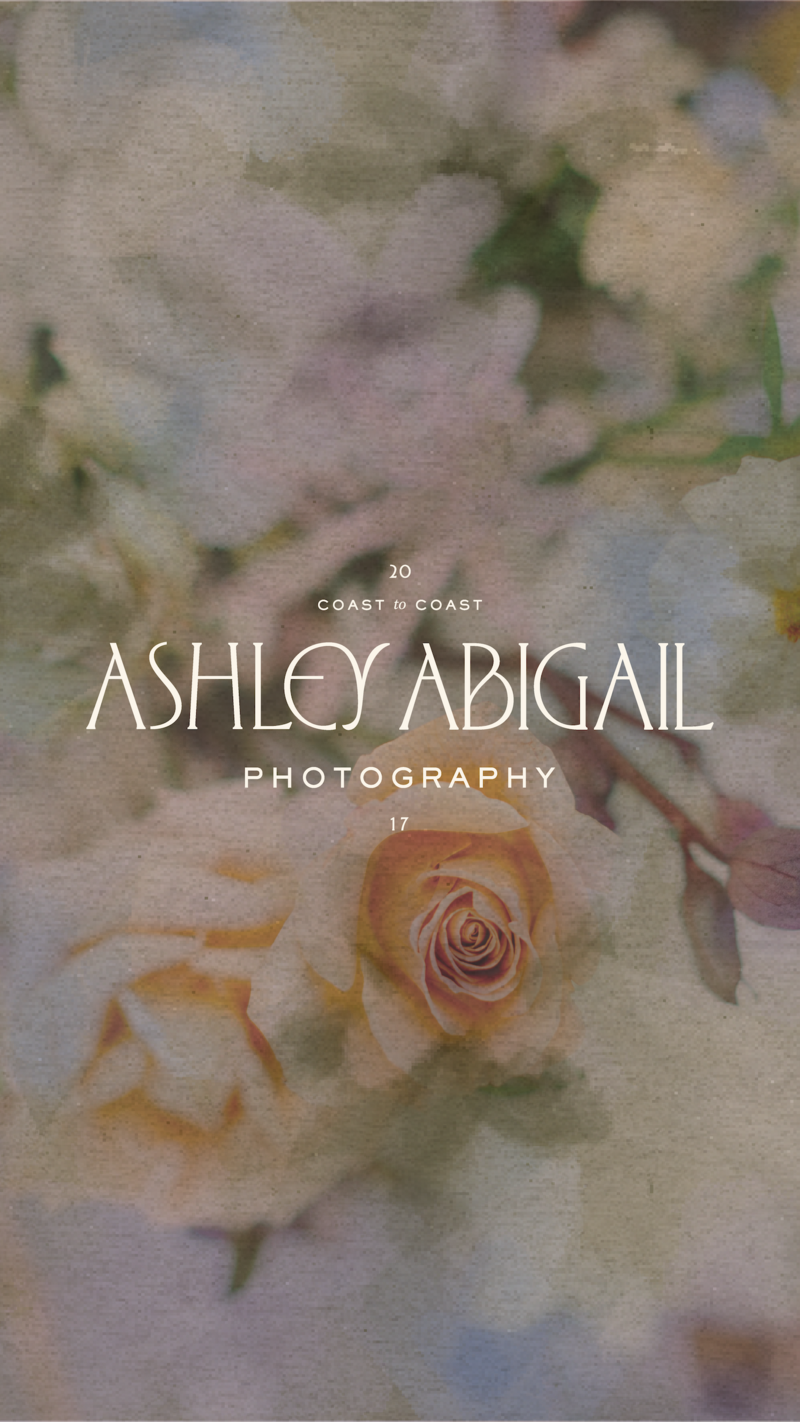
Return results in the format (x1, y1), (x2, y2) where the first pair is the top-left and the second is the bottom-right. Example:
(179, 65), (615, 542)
(553, 734), (616, 831)
(727, 827), (800, 930)
(682, 853), (741, 1004)
(713, 796), (773, 859)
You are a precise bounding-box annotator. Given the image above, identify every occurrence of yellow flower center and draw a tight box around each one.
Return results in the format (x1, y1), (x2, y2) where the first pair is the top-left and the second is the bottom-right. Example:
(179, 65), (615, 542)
(772, 588), (800, 642)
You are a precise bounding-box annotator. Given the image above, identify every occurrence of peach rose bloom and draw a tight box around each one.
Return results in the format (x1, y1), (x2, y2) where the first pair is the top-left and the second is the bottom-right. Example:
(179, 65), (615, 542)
(2, 785), (389, 1227)
(252, 717), (614, 1084)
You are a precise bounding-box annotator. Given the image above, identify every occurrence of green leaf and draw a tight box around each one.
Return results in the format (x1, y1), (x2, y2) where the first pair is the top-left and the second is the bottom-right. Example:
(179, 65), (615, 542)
(537, 445), (602, 484)
(472, 164), (599, 298)
(706, 423), (800, 465)
(477, 1075), (548, 1099)
(704, 310), (792, 462)
(764, 306), (784, 433)
(704, 434), (771, 464)
(476, 1066), (610, 1147)
(28, 325), (66, 397)
(228, 1224), (269, 1295)
(739, 251), (784, 295)
(763, 426), (800, 458)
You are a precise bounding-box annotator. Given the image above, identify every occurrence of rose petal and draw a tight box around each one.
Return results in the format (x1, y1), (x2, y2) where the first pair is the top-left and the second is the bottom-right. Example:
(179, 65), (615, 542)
(714, 795), (774, 858)
(360, 955), (442, 1070)
(486, 904), (568, 1071)
(78, 1038), (148, 1110)
(8, 933), (203, 1116)
(418, 850), (534, 929)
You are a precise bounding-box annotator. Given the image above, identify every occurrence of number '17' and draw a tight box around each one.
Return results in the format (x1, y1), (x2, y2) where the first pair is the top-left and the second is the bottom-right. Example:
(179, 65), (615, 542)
(391, 817), (409, 832)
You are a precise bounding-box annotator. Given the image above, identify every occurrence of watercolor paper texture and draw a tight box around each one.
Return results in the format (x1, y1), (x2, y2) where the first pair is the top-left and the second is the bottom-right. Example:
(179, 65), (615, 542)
(3, 3), (800, 1418)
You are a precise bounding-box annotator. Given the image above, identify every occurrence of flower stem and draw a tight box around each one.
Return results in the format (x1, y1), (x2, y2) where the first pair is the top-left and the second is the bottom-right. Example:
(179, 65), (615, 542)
(536, 661), (728, 862)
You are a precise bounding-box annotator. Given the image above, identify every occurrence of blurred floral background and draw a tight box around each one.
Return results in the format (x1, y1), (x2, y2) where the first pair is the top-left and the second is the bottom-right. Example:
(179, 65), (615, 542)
(5, 2), (800, 1418)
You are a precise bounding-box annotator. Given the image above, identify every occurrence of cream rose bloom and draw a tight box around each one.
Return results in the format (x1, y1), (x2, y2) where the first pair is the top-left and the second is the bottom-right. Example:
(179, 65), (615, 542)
(251, 718), (615, 1087)
(2, 784), (391, 1227)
